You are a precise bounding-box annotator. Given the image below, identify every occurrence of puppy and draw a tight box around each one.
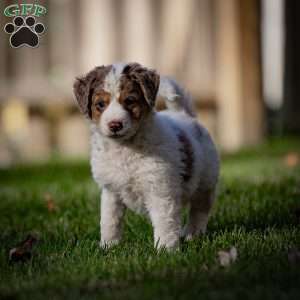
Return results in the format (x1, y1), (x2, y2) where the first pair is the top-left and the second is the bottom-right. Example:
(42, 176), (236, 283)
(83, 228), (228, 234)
(73, 63), (219, 250)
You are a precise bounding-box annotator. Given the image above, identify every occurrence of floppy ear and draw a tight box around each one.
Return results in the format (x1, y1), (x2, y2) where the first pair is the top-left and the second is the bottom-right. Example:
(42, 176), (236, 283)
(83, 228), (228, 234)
(73, 77), (90, 117)
(73, 73), (96, 118)
(73, 65), (111, 118)
(124, 63), (160, 107)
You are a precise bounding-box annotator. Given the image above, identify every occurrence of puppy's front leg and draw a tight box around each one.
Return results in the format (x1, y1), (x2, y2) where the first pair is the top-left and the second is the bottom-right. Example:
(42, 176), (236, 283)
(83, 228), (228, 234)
(100, 187), (125, 248)
(147, 195), (181, 250)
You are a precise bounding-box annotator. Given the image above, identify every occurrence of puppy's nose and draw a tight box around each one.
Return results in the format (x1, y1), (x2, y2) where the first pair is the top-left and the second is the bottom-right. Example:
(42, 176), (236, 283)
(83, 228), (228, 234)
(108, 121), (123, 133)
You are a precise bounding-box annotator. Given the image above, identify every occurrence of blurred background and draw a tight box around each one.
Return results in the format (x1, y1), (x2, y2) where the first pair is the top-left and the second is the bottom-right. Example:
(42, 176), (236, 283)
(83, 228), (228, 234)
(0, 0), (299, 166)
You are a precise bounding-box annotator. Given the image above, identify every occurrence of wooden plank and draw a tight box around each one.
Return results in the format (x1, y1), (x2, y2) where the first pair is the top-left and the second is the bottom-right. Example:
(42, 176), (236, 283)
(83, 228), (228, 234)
(215, 0), (263, 151)
(159, 0), (195, 75)
(79, 0), (117, 71)
(122, 0), (155, 66)
(48, 0), (76, 92)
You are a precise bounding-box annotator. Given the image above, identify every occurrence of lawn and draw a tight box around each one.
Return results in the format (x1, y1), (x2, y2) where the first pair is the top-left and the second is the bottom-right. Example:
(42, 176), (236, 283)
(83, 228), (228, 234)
(0, 138), (299, 299)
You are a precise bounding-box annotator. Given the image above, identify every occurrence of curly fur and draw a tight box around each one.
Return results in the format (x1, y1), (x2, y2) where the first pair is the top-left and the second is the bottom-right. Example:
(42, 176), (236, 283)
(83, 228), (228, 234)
(74, 63), (219, 250)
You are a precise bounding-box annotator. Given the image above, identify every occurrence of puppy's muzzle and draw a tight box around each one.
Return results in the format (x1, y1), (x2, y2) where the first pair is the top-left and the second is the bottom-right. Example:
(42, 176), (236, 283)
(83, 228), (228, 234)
(108, 120), (123, 133)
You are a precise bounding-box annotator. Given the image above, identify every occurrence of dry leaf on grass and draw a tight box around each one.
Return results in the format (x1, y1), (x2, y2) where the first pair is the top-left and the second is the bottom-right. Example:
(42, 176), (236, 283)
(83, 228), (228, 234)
(9, 234), (38, 262)
(218, 246), (238, 267)
(44, 192), (57, 212)
(283, 152), (300, 168)
(288, 248), (300, 264)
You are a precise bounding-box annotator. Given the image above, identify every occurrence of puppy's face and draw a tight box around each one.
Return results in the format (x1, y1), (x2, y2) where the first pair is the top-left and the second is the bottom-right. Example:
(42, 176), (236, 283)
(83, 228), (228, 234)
(73, 63), (160, 140)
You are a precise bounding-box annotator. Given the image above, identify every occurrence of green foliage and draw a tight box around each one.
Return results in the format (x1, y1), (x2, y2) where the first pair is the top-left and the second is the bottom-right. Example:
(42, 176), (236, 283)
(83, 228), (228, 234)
(0, 138), (299, 299)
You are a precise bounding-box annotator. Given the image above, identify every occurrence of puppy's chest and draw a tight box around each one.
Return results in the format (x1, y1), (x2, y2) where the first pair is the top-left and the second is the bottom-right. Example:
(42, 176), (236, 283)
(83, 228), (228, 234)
(91, 145), (149, 214)
(91, 143), (145, 189)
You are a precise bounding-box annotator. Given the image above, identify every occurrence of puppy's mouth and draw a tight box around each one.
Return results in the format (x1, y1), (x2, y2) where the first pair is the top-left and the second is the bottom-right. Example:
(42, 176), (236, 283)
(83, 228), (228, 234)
(107, 130), (136, 140)
(108, 133), (126, 139)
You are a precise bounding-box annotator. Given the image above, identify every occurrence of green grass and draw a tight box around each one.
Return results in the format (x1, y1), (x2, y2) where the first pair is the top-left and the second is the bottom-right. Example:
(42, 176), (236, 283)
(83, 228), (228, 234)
(0, 138), (300, 299)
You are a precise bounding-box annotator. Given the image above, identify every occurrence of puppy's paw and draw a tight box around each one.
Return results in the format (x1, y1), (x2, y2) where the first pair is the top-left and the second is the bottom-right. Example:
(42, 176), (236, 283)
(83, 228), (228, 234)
(154, 238), (180, 252)
(99, 239), (120, 249)
(181, 225), (206, 241)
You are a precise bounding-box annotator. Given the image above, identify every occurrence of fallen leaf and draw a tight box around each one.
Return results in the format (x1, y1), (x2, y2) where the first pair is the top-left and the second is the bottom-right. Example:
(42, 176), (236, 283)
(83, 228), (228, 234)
(218, 251), (231, 267)
(284, 152), (300, 168)
(288, 248), (300, 264)
(218, 246), (238, 267)
(44, 192), (57, 212)
(229, 246), (238, 261)
(9, 234), (38, 262)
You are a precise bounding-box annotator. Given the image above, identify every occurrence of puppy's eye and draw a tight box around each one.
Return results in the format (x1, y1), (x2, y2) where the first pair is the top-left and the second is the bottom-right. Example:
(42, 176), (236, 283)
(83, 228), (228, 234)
(96, 101), (106, 111)
(124, 96), (137, 106)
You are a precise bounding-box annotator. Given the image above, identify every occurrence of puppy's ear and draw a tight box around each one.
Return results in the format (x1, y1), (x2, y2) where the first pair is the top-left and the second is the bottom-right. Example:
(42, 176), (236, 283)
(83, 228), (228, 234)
(73, 65), (111, 118)
(124, 63), (160, 107)
(73, 75), (93, 118)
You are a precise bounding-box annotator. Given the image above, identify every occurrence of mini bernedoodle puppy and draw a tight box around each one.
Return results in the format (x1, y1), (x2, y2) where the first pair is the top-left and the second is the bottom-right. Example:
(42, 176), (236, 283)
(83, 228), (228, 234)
(73, 62), (219, 250)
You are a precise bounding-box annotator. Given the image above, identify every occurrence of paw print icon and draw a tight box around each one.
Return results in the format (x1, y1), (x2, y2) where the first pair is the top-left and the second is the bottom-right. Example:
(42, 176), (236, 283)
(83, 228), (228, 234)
(4, 16), (45, 48)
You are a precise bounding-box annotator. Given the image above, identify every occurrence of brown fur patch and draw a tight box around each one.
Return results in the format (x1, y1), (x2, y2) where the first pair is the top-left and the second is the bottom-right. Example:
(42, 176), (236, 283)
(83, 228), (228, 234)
(73, 65), (112, 119)
(91, 90), (112, 122)
(118, 75), (150, 121)
(177, 129), (194, 182)
(121, 63), (160, 107)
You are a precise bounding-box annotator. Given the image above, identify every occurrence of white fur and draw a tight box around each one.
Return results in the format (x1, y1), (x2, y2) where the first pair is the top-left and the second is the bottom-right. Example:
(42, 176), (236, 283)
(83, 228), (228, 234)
(89, 64), (219, 250)
(103, 63), (125, 96)
(100, 98), (132, 137)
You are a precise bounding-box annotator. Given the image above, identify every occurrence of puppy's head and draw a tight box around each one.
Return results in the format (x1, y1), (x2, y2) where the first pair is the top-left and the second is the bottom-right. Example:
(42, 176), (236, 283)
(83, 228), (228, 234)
(73, 63), (160, 140)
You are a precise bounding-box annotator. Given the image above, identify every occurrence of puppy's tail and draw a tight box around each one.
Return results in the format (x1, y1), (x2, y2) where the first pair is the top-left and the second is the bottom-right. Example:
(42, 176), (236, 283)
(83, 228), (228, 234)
(157, 76), (196, 117)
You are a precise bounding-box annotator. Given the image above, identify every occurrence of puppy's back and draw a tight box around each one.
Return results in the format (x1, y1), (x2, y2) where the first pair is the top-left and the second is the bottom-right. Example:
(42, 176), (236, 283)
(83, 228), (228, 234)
(157, 77), (196, 118)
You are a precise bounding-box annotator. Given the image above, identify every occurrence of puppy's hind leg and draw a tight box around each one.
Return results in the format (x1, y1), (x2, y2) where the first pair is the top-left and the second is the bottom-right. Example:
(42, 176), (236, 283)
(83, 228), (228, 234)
(182, 188), (216, 241)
